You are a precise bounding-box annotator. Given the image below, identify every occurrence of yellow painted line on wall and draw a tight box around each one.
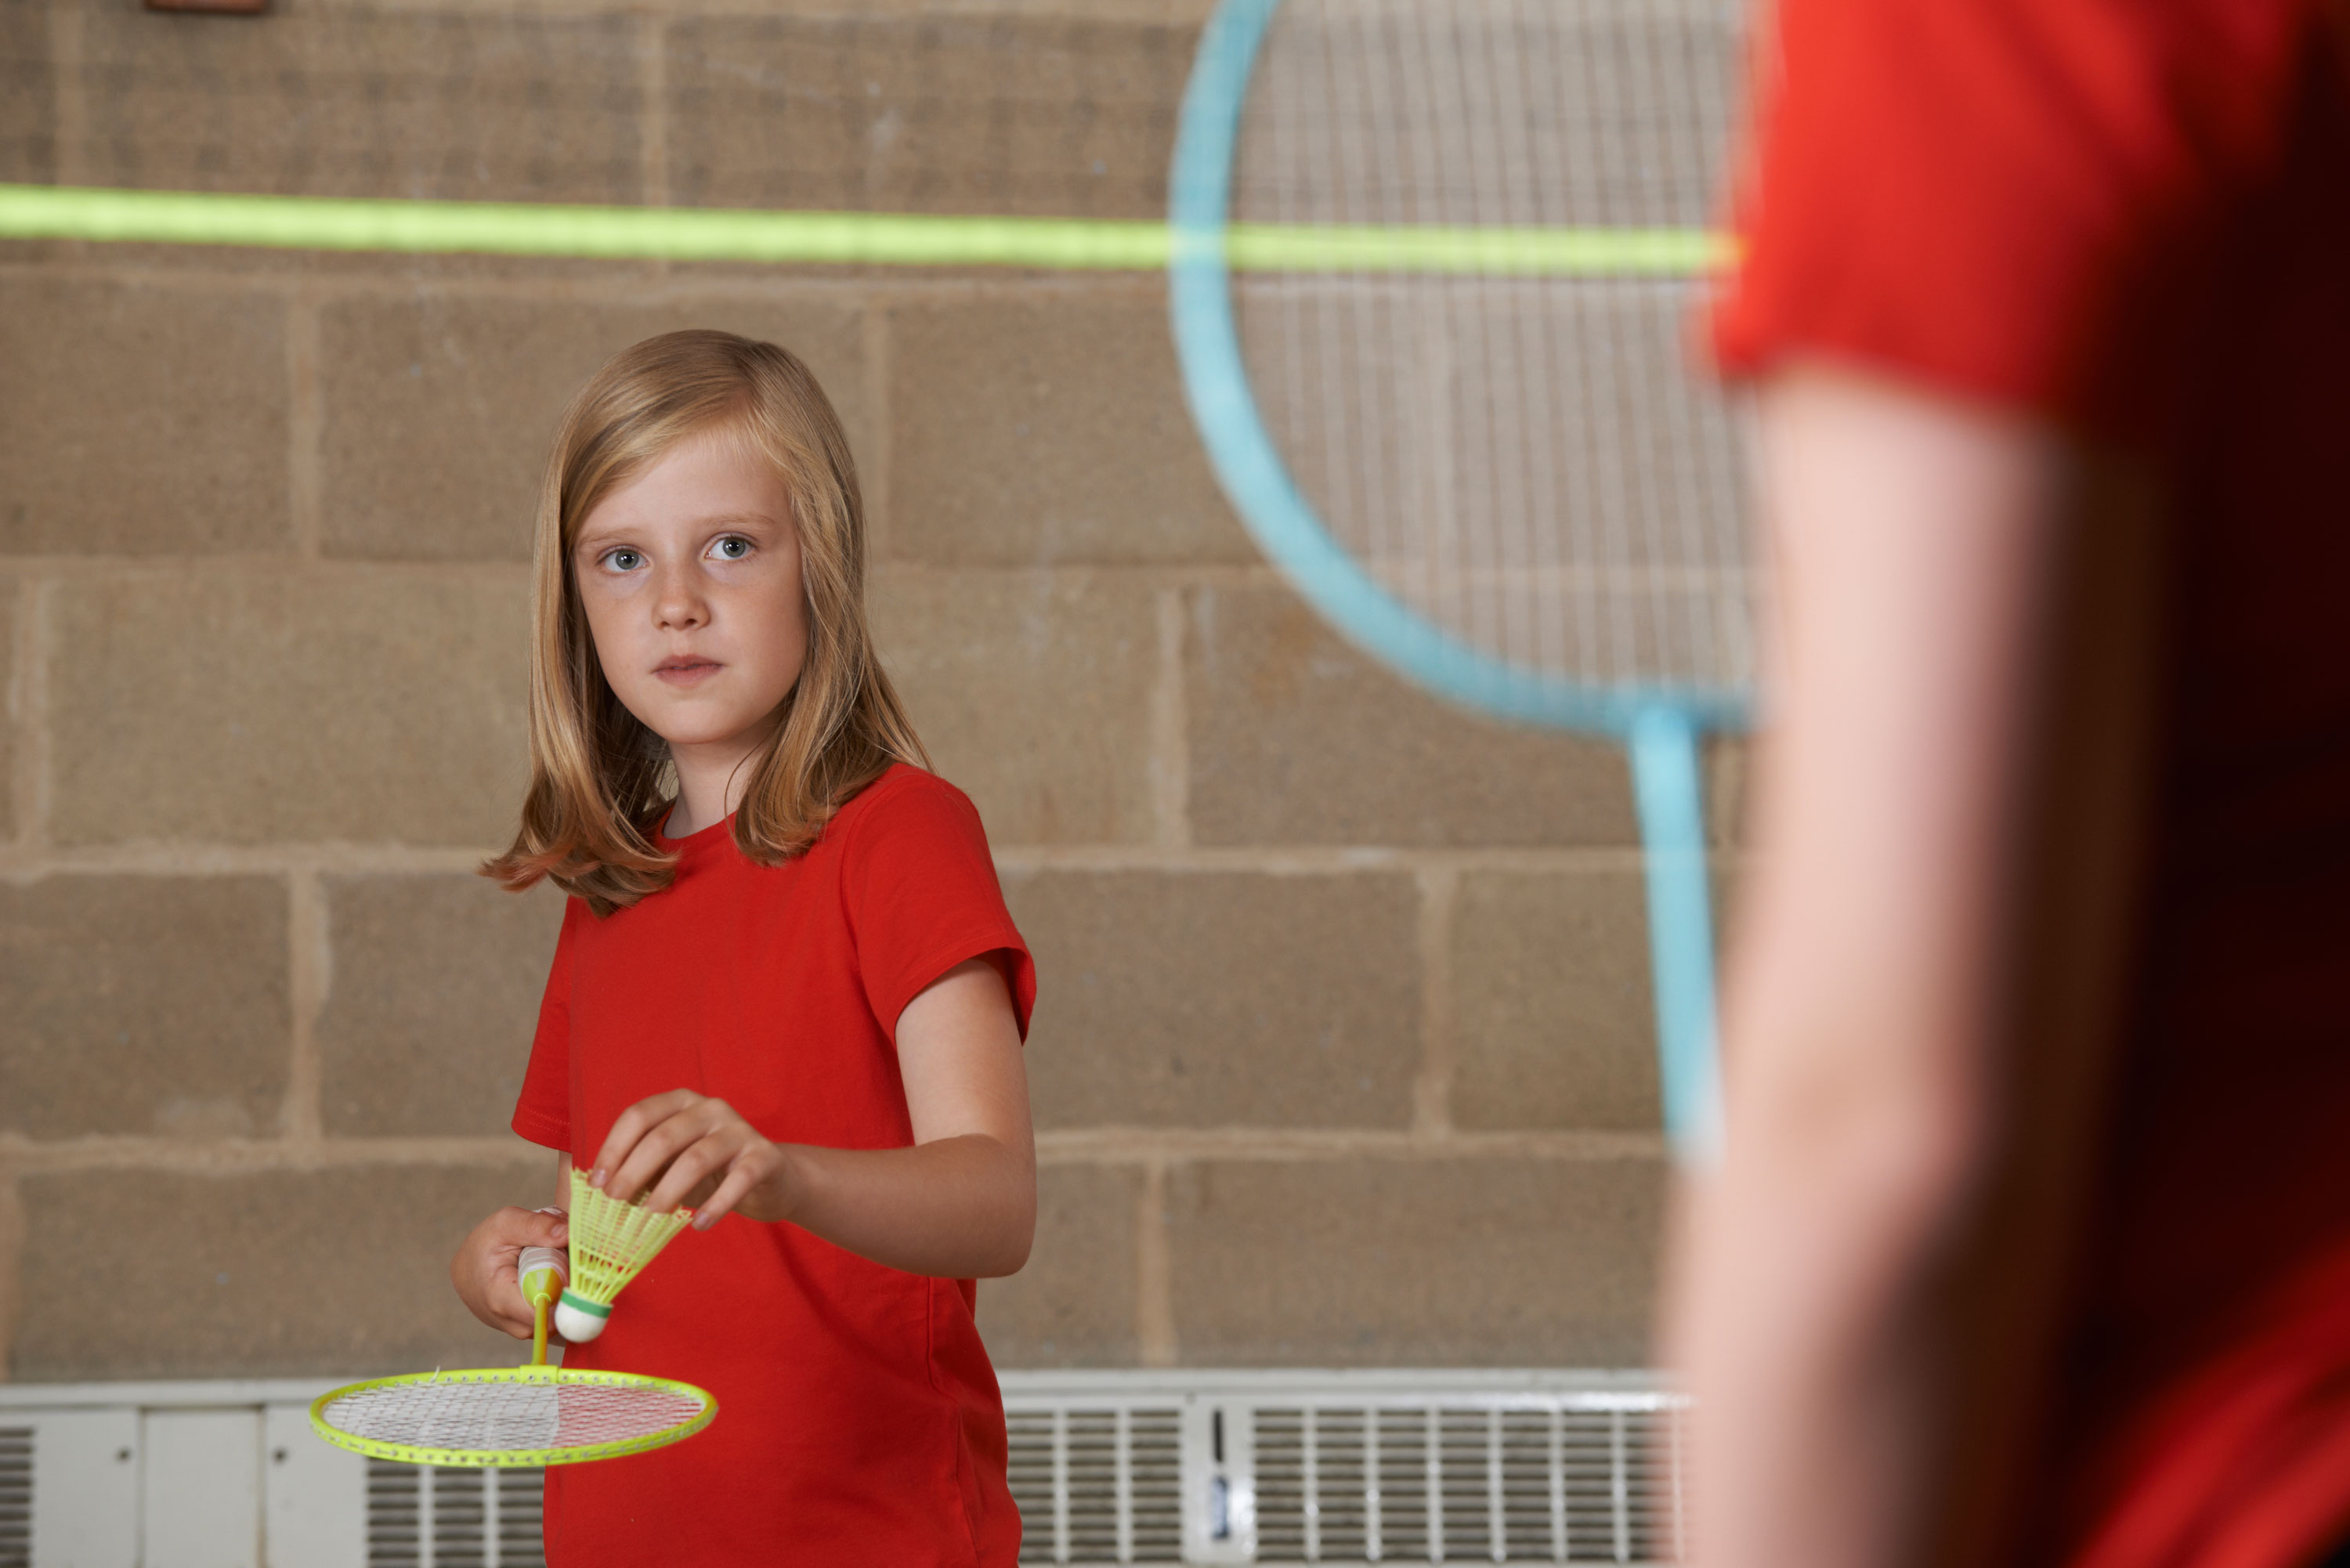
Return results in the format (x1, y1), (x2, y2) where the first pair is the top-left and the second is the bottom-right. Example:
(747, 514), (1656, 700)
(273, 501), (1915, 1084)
(0, 184), (1729, 276)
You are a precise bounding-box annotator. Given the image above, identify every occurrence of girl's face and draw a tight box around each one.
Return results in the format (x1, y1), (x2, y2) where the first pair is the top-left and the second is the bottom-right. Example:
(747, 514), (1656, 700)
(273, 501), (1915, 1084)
(572, 428), (808, 763)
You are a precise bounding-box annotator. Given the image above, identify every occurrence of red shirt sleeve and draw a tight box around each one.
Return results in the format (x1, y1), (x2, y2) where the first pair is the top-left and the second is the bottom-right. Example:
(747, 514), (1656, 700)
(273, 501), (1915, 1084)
(837, 770), (1036, 1041)
(509, 895), (583, 1152)
(1712, 0), (2320, 426)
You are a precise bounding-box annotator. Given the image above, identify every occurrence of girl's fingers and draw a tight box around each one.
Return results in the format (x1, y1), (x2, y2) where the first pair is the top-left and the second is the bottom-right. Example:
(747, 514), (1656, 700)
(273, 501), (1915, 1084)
(602, 1097), (759, 1209)
(454, 1205), (569, 1337)
(645, 1129), (742, 1216)
(486, 1295), (532, 1336)
(480, 1204), (562, 1247)
(608, 1104), (734, 1207)
(589, 1089), (708, 1187)
(464, 1263), (537, 1336)
(602, 1104), (711, 1201)
(691, 1158), (765, 1230)
(498, 1213), (566, 1248)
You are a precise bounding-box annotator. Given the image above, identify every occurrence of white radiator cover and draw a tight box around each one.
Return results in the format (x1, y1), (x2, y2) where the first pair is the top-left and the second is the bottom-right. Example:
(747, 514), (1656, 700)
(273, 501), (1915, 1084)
(0, 1370), (1687, 1567)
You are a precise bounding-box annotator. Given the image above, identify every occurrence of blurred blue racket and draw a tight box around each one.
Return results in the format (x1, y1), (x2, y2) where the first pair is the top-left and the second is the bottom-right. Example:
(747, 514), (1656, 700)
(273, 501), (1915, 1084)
(1170, 0), (1754, 1161)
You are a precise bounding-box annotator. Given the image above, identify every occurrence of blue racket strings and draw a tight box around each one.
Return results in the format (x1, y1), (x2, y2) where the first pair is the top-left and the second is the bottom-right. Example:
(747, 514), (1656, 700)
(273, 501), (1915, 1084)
(1172, 0), (1752, 1162)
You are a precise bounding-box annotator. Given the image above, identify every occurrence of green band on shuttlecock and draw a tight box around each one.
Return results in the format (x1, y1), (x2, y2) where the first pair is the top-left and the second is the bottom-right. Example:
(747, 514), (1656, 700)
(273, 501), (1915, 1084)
(557, 1288), (611, 1321)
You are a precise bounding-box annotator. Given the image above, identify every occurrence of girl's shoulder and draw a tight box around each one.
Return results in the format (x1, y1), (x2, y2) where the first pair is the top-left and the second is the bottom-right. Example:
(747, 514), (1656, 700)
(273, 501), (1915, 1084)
(823, 764), (1011, 937)
(825, 762), (988, 854)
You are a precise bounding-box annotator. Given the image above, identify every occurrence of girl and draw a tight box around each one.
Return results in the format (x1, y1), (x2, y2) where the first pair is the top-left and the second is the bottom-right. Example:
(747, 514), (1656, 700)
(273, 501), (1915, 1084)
(450, 329), (1038, 1566)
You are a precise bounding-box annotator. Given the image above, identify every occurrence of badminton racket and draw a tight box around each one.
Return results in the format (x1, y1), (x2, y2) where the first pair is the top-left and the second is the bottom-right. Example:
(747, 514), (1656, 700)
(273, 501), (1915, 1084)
(1170, 0), (1754, 1161)
(310, 1198), (713, 1468)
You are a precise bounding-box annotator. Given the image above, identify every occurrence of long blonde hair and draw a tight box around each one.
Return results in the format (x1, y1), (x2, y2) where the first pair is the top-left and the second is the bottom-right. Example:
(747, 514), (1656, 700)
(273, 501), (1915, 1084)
(485, 329), (927, 914)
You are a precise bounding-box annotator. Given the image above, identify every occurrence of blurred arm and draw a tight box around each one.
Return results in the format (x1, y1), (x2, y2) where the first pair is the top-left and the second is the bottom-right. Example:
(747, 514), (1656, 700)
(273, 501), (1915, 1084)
(1661, 363), (2067, 1568)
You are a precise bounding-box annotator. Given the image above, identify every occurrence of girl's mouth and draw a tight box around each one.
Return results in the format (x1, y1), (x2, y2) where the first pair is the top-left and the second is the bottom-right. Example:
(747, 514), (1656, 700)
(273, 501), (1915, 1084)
(654, 659), (722, 687)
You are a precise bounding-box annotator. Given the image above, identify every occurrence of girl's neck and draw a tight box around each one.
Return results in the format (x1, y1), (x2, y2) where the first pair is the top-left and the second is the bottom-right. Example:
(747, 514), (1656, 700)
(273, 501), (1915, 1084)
(664, 733), (765, 839)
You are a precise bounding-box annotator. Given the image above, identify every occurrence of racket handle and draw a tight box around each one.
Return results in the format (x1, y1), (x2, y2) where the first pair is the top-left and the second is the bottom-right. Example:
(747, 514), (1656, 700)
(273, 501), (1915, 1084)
(519, 1245), (567, 1306)
(1629, 709), (1726, 1166)
(519, 1245), (566, 1368)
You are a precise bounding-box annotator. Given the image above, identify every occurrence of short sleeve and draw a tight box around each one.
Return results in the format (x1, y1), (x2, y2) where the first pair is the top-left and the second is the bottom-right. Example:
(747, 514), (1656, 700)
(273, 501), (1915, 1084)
(509, 896), (584, 1151)
(838, 769), (1036, 1041)
(1711, 0), (2319, 425)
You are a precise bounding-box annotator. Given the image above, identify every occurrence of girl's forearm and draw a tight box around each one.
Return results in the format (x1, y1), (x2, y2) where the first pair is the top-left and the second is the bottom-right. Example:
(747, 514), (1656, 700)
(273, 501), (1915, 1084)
(584, 965), (1040, 1278)
(775, 1132), (1036, 1279)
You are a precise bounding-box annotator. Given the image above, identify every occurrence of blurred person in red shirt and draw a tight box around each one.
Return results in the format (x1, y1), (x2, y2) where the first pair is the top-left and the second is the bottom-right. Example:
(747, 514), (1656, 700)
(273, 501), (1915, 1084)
(1661, 4), (2350, 1568)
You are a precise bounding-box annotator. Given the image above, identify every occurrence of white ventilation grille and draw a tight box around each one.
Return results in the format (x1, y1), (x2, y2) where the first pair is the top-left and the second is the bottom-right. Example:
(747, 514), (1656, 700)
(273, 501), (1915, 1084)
(1007, 1374), (1688, 1566)
(1248, 1404), (1685, 1563)
(366, 1461), (545, 1568)
(0, 1370), (1682, 1566)
(1010, 1405), (1187, 1563)
(0, 1428), (29, 1568)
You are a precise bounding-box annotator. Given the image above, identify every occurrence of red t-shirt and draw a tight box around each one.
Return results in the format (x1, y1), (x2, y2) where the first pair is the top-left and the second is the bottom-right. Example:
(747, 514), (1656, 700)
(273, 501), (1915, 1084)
(510, 764), (1037, 1567)
(1716, 5), (2350, 1567)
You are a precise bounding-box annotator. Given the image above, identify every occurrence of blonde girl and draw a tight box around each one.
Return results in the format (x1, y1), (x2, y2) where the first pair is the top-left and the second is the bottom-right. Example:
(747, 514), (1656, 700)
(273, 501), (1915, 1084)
(450, 329), (1037, 1566)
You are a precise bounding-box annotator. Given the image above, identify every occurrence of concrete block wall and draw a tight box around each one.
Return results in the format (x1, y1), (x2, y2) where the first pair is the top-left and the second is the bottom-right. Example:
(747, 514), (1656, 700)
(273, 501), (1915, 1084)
(0, 0), (1732, 1383)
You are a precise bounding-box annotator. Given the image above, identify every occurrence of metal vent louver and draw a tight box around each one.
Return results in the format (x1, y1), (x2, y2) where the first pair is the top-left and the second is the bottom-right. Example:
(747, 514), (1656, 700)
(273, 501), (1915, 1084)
(367, 1460), (545, 1568)
(0, 1429), (29, 1568)
(1008, 1374), (1687, 1566)
(1249, 1404), (1686, 1563)
(1012, 1405), (1187, 1563)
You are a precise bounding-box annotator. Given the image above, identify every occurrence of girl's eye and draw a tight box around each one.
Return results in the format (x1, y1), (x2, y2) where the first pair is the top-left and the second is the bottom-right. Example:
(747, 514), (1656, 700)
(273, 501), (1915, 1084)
(711, 536), (753, 562)
(602, 548), (644, 573)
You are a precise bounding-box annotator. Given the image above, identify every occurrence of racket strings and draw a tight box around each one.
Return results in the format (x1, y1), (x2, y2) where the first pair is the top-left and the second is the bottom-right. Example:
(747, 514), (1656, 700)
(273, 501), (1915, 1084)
(1231, 0), (1756, 698)
(320, 1375), (707, 1457)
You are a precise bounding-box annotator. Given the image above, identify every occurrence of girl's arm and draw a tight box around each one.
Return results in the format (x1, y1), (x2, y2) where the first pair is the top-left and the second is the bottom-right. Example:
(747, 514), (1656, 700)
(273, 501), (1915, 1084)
(590, 957), (1036, 1279)
(1660, 364), (2063, 1568)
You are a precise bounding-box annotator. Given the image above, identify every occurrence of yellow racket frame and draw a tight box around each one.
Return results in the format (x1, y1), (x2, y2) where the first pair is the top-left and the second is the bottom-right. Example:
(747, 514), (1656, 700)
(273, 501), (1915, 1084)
(309, 1255), (716, 1467)
(307, 1362), (716, 1469)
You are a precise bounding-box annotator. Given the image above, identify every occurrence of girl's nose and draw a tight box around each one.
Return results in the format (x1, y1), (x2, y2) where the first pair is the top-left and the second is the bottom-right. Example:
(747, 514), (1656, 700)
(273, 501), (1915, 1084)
(652, 567), (708, 630)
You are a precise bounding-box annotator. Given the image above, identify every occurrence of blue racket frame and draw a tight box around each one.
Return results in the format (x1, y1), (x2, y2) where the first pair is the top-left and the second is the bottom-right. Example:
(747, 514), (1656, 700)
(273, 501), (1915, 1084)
(1168, 0), (1741, 1162)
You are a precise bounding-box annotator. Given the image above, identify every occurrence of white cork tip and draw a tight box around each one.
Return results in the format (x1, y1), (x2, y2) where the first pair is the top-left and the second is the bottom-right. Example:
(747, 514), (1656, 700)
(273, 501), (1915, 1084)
(555, 1298), (607, 1343)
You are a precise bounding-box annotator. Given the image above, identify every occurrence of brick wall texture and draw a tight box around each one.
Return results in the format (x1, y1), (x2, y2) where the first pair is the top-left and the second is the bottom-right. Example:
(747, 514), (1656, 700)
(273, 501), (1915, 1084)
(0, 0), (1732, 1382)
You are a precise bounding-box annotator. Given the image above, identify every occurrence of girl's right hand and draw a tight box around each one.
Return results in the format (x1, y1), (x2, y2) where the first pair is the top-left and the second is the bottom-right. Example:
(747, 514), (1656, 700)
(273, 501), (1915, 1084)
(451, 1206), (569, 1339)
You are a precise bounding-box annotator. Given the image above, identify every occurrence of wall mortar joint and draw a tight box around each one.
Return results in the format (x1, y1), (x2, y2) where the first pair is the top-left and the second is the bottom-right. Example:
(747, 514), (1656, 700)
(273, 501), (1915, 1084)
(863, 300), (895, 561)
(286, 294), (325, 561)
(1148, 587), (1191, 848)
(47, 0), (86, 189)
(1411, 864), (1461, 1137)
(0, 1176), (21, 1382)
(1135, 1157), (1176, 1367)
(637, 14), (671, 212)
(283, 866), (330, 1143)
(14, 580), (53, 851)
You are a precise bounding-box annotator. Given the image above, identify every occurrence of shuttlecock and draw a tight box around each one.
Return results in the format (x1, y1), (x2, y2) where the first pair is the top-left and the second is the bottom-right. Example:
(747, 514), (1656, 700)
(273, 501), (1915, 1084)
(555, 1166), (693, 1343)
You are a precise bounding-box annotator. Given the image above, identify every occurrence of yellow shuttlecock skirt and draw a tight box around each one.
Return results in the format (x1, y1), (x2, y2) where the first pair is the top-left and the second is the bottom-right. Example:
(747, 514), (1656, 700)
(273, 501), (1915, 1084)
(558, 1165), (696, 1329)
